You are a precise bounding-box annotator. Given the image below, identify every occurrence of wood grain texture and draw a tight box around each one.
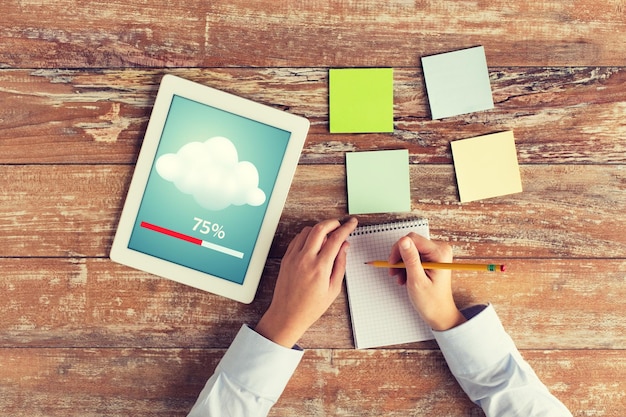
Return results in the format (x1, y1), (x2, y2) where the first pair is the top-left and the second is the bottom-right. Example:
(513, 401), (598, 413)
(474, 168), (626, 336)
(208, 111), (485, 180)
(0, 258), (624, 350)
(1, 0), (625, 415)
(0, 165), (624, 258)
(2, 0), (626, 68)
(0, 348), (623, 416)
(0, 67), (625, 164)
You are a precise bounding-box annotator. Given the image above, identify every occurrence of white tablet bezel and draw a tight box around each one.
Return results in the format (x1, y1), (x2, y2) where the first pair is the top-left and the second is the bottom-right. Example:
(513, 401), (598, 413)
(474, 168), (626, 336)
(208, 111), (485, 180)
(110, 74), (309, 304)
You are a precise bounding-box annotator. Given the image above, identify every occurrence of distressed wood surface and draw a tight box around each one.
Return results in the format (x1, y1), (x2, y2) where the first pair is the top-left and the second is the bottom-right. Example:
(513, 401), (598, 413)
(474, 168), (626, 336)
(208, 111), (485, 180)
(0, 67), (625, 164)
(1, 165), (624, 258)
(0, 348), (623, 416)
(0, 258), (624, 350)
(2, 0), (626, 68)
(1, 0), (625, 416)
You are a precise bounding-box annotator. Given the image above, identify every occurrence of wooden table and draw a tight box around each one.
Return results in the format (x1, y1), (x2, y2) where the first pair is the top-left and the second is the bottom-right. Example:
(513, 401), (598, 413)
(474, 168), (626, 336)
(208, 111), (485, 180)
(1, 1), (625, 415)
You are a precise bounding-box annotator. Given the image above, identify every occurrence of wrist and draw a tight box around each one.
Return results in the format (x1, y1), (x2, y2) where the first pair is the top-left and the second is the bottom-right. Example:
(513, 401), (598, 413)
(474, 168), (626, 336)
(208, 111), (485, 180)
(255, 308), (305, 348)
(429, 308), (466, 331)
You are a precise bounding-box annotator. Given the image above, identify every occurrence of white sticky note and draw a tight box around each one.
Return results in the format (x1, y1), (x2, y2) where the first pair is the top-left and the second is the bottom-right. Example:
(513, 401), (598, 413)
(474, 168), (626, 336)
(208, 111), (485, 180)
(451, 131), (523, 202)
(422, 46), (494, 119)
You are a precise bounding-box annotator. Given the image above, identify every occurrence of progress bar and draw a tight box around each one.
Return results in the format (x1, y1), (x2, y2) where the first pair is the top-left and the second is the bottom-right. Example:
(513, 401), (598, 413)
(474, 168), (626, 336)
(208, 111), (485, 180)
(140, 221), (244, 259)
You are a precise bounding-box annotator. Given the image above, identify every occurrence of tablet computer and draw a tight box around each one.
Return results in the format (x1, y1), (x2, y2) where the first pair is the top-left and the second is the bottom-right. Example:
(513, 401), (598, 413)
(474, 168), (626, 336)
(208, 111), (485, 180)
(110, 74), (309, 303)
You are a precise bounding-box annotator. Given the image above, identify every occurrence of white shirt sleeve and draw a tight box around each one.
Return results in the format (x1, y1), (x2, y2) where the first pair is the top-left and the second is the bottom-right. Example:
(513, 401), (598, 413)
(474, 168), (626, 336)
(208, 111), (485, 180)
(187, 324), (304, 417)
(433, 304), (573, 417)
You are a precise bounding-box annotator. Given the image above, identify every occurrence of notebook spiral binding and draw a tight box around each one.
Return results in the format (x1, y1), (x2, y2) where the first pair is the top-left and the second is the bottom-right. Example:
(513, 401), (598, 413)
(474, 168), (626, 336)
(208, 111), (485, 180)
(350, 218), (429, 236)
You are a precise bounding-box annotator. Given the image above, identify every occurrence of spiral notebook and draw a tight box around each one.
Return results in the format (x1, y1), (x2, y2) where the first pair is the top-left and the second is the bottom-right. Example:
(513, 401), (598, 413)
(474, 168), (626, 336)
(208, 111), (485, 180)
(345, 219), (434, 349)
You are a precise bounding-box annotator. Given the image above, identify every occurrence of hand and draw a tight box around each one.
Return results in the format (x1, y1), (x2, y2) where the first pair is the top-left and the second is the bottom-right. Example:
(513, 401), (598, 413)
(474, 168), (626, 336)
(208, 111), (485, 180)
(255, 217), (358, 347)
(388, 233), (466, 331)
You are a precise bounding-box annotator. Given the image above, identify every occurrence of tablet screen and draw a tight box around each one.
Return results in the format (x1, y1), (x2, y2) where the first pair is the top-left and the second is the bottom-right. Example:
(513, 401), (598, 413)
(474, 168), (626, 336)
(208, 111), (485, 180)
(127, 95), (291, 284)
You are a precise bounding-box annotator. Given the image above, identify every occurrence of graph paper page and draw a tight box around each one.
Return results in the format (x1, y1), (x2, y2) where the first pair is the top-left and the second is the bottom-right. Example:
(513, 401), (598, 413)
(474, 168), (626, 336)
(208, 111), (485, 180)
(345, 219), (433, 349)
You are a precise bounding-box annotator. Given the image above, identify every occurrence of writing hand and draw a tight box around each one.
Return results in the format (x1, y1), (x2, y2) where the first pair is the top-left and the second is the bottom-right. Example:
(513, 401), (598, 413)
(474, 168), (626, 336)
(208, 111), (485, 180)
(388, 233), (466, 331)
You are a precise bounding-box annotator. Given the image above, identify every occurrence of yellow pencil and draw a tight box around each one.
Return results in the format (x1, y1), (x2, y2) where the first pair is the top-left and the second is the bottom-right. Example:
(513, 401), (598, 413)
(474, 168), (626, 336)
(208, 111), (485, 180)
(365, 261), (506, 272)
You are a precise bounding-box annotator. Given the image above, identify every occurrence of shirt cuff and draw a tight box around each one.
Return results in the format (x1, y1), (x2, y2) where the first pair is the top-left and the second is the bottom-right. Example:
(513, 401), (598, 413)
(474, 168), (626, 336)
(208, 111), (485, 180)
(216, 324), (304, 401)
(433, 303), (517, 375)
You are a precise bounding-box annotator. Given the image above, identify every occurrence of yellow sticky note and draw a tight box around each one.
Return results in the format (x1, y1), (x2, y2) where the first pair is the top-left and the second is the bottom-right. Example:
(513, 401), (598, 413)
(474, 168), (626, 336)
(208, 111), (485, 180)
(329, 68), (394, 133)
(451, 131), (523, 202)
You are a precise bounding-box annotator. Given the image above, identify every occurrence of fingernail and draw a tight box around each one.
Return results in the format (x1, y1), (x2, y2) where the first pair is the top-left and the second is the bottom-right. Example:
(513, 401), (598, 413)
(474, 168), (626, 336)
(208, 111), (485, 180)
(400, 237), (411, 250)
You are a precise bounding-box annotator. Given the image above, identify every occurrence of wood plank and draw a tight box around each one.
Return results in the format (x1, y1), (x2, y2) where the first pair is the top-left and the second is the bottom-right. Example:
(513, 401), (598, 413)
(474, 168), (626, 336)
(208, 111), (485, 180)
(1, 67), (625, 164)
(0, 347), (206, 416)
(3, 0), (626, 68)
(0, 347), (622, 416)
(0, 257), (270, 349)
(0, 165), (624, 258)
(0, 258), (623, 350)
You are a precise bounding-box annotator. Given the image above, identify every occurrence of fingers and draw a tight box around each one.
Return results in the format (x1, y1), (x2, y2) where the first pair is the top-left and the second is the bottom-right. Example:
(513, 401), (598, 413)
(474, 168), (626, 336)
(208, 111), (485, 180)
(284, 225), (312, 258)
(396, 237), (432, 288)
(387, 238), (405, 281)
(319, 217), (358, 259)
(388, 233), (453, 284)
(288, 217), (358, 261)
(299, 217), (357, 253)
(410, 233), (453, 264)
(301, 219), (342, 252)
(328, 240), (350, 293)
(389, 233), (453, 265)
(398, 236), (422, 267)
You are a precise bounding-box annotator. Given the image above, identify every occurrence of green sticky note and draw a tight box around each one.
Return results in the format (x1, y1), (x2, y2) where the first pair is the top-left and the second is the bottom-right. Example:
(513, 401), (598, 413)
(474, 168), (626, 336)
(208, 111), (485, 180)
(346, 149), (411, 214)
(329, 68), (394, 133)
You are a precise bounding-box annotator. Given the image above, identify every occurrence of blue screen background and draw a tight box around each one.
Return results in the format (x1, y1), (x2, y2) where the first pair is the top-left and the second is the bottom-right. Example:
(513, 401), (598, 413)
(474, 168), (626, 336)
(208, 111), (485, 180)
(128, 95), (291, 284)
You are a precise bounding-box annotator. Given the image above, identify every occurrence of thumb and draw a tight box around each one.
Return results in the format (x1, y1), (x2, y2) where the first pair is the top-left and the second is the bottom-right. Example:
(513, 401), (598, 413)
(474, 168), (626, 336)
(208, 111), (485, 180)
(398, 237), (429, 286)
(398, 237), (421, 267)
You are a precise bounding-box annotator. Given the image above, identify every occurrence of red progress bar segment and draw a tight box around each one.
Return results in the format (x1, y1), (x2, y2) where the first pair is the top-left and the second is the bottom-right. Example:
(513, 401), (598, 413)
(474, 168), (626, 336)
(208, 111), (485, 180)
(141, 221), (202, 245)
(140, 221), (245, 259)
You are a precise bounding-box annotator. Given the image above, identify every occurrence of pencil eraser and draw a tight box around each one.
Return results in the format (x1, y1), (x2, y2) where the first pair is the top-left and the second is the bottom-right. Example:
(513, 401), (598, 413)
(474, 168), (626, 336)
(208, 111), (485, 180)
(500, 264), (507, 272)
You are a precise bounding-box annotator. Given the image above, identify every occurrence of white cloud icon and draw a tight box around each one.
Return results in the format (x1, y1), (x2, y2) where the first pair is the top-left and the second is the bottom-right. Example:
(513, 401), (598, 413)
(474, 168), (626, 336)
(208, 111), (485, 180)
(155, 136), (266, 211)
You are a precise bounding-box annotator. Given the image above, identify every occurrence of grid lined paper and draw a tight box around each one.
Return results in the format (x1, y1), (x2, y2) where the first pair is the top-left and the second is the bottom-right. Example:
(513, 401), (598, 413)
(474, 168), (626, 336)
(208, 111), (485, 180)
(345, 219), (433, 349)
